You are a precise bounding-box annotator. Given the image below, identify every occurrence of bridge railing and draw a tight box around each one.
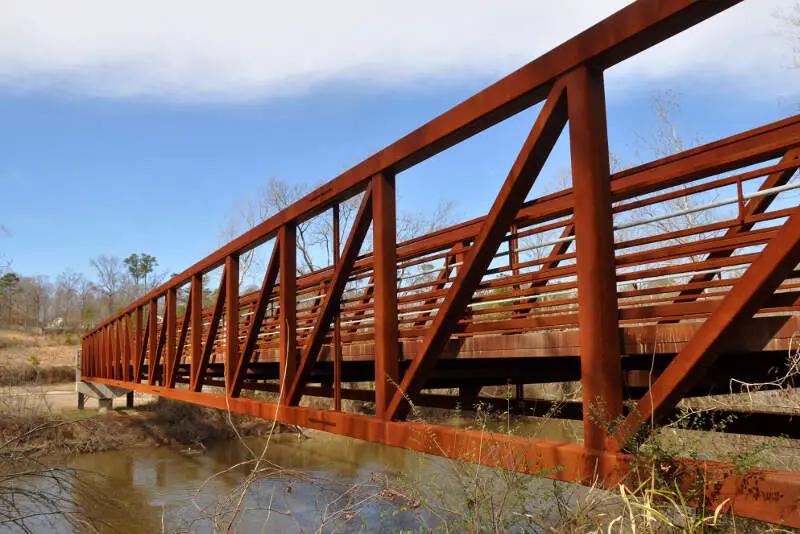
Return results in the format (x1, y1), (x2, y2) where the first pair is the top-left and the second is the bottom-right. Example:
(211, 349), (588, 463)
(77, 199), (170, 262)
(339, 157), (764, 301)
(81, 110), (800, 412)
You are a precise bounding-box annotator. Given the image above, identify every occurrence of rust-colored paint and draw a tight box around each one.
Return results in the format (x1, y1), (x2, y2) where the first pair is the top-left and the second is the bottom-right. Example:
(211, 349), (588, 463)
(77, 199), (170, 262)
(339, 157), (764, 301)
(279, 224), (297, 404)
(225, 254), (240, 395)
(78, 0), (800, 526)
(386, 81), (569, 420)
(372, 173), (400, 419)
(566, 66), (622, 459)
(287, 185), (374, 406)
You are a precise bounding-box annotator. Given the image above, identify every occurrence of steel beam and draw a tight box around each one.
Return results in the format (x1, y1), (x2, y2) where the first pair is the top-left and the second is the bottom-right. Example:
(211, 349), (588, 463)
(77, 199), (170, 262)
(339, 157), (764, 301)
(115, 320), (122, 380)
(171, 288), (191, 388)
(623, 203), (800, 438)
(232, 241), (280, 397)
(279, 224), (297, 404)
(192, 269), (227, 392)
(123, 313), (132, 382)
(386, 81), (569, 420)
(677, 148), (800, 298)
(286, 186), (374, 406)
(332, 205), (343, 411)
(372, 173), (400, 419)
(225, 254), (240, 395)
(165, 287), (177, 389)
(567, 66), (623, 457)
(190, 274), (203, 388)
(155, 301), (168, 385)
(147, 298), (158, 384)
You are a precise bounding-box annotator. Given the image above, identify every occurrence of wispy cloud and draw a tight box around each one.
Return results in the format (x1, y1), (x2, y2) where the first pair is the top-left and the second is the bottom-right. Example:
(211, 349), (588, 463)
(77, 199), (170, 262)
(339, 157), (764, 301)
(0, 0), (796, 102)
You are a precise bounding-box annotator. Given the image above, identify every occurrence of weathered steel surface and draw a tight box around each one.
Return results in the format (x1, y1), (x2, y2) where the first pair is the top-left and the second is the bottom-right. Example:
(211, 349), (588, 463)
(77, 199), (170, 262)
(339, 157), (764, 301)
(567, 66), (622, 459)
(81, 0), (800, 526)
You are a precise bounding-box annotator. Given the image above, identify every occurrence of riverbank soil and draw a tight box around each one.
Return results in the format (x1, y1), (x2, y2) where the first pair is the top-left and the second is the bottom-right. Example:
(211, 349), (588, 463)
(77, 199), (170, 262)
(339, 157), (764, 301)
(0, 397), (282, 460)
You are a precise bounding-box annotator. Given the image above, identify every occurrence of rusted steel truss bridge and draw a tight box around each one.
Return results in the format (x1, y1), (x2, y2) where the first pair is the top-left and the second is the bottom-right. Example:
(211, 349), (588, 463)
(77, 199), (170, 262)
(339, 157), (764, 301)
(81, 0), (800, 526)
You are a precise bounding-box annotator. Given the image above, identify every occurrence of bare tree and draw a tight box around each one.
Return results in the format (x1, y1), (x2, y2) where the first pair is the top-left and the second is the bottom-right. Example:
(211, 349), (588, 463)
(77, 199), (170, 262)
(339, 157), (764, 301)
(219, 177), (319, 281)
(74, 275), (97, 328)
(629, 90), (726, 257)
(90, 255), (125, 316)
(221, 177), (458, 285)
(0, 225), (10, 278)
(218, 196), (261, 285)
(777, 2), (800, 69)
(54, 269), (82, 327)
(313, 194), (364, 269)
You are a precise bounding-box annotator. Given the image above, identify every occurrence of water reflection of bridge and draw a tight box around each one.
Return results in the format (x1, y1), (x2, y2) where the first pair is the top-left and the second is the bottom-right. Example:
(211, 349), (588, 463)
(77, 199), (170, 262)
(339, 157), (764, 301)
(81, 0), (800, 527)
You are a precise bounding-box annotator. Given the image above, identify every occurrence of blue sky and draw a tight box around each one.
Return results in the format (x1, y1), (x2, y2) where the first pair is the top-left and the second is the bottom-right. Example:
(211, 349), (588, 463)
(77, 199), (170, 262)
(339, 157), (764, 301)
(1, 0), (798, 282)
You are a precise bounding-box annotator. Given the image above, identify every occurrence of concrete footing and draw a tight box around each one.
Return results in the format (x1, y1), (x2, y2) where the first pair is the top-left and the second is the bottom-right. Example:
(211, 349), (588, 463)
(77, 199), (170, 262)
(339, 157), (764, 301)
(75, 349), (135, 410)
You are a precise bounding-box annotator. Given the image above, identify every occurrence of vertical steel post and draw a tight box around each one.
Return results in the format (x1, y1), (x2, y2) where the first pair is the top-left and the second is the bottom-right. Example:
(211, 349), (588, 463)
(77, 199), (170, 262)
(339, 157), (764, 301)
(372, 172), (400, 419)
(191, 274), (203, 387)
(97, 332), (102, 378)
(225, 255), (240, 395)
(510, 223), (521, 305)
(567, 66), (623, 463)
(107, 324), (112, 379)
(333, 204), (342, 411)
(148, 298), (158, 384)
(166, 287), (177, 388)
(135, 306), (143, 382)
(114, 319), (122, 379)
(99, 328), (104, 378)
(279, 224), (297, 404)
(88, 334), (93, 378)
(510, 224), (520, 278)
(124, 313), (132, 381)
(105, 325), (111, 378)
(110, 322), (117, 379)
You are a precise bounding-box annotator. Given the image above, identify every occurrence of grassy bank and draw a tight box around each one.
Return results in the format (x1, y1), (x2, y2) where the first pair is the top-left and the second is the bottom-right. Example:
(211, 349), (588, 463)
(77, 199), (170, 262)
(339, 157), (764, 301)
(0, 328), (79, 386)
(0, 329), (78, 368)
(0, 364), (74, 386)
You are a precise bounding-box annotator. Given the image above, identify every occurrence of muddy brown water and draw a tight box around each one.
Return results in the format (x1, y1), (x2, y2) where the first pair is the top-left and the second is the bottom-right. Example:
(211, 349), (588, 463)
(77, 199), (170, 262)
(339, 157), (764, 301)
(8, 417), (580, 533)
(6, 414), (798, 533)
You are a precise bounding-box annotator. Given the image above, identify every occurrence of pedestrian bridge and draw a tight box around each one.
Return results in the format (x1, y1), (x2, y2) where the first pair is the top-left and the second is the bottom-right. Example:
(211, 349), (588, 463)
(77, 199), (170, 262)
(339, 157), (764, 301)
(80, 0), (800, 526)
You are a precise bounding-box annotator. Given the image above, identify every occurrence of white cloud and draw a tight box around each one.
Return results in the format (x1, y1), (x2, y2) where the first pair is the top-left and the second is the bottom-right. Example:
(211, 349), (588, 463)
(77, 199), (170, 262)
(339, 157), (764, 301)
(0, 0), (796, 102)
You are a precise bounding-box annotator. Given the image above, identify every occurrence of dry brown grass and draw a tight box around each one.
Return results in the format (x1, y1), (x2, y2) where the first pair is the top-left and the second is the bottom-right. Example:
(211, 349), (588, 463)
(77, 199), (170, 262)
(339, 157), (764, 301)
(0, 366), (74, 387)
(0, 329), (78, 368)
